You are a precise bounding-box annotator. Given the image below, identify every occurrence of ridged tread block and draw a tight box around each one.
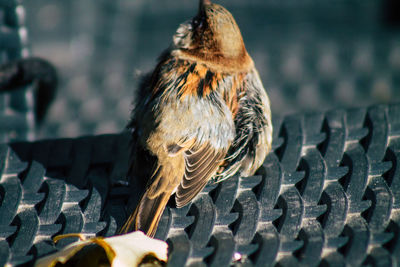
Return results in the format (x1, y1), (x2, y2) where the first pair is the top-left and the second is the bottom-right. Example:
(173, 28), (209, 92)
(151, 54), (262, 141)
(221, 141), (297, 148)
(0, 133), (131, 266)
(0, 104), (400, 266)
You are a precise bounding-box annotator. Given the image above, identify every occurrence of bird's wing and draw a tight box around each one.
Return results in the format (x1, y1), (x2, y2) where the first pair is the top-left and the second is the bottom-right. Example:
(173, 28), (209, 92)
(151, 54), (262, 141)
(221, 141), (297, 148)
(141, 59), (236, 206)
(175, 142), (227, 207)
(215, 68), (273, 182)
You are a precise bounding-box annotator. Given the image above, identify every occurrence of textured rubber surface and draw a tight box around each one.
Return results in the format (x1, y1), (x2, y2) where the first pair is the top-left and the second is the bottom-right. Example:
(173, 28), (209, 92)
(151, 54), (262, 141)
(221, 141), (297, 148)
(0, 0), (35, 143)
(1, 104), (400, 266)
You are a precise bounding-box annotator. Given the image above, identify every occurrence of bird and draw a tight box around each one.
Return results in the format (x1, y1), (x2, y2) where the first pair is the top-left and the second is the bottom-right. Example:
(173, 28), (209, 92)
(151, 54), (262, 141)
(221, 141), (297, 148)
(120, 0), (273, 237)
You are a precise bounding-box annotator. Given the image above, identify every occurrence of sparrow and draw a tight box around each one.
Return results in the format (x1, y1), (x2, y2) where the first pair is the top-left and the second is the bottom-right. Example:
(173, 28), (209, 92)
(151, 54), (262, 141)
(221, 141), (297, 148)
(120, 0), (272, 237)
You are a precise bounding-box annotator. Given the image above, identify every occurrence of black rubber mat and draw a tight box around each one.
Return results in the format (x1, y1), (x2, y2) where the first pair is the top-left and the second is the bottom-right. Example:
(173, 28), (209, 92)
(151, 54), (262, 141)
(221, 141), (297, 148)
(1, 103), (400, 266)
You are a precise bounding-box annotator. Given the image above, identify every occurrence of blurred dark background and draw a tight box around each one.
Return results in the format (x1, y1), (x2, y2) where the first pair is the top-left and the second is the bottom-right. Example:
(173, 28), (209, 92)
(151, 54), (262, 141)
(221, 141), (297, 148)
(22, 0), (400, 138)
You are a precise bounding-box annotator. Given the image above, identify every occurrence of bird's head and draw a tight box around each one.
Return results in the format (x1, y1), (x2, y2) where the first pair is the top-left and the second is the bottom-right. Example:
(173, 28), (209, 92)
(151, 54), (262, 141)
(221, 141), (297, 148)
(172, 0), (253, 73)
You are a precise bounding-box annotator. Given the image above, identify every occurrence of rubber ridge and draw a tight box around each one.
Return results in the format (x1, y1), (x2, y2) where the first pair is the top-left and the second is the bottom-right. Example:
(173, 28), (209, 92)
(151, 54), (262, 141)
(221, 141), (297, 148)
(0, 104), (399, 266)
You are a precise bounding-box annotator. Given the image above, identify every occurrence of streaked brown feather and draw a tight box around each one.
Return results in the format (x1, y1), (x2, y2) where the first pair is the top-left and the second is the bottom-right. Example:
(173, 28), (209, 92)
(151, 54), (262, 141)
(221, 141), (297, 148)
(119, 190), (171, 237)
(176, 144), (226, 207)
(146, 152), (185, 199)
(185, 146), (215, 172)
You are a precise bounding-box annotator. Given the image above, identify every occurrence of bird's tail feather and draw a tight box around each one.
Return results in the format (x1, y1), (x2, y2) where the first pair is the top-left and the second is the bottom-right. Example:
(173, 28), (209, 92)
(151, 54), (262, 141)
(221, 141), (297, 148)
(119, 190), (171, 237)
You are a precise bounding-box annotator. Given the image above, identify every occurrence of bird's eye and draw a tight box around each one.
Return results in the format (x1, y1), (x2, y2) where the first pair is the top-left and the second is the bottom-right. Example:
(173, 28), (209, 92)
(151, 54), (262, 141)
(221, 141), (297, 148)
(192, 17), (203, 29)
